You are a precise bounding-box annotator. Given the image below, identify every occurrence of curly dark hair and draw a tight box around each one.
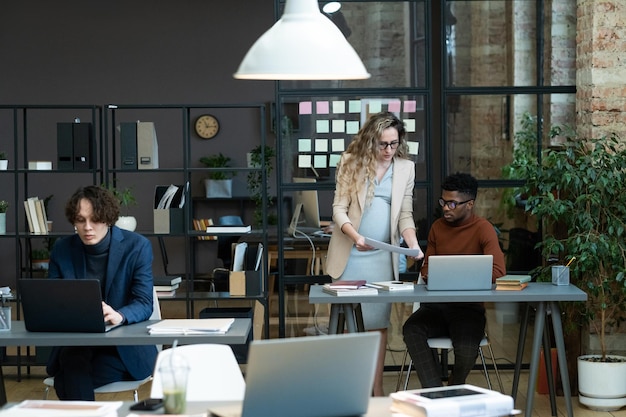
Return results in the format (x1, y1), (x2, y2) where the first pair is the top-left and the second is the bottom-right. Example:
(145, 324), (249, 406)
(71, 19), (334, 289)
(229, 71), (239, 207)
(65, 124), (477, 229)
(65, 185), (120, 225)
(442, 172), (478, 200)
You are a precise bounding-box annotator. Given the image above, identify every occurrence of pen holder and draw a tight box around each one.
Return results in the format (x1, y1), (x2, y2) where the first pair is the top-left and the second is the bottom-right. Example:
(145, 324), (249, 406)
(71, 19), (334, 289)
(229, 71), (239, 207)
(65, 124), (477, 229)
(0, 306), (11, 331)
(551, 266), (570, 286)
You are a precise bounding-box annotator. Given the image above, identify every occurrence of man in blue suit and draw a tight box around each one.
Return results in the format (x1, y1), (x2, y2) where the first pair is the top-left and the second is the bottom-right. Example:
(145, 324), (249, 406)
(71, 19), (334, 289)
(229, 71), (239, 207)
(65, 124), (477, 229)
(46, 185), (157, 400)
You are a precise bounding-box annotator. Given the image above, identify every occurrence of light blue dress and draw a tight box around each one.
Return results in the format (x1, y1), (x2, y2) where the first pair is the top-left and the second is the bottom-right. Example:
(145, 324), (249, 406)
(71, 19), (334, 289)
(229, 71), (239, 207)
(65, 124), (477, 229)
(339, 164), (393, 330)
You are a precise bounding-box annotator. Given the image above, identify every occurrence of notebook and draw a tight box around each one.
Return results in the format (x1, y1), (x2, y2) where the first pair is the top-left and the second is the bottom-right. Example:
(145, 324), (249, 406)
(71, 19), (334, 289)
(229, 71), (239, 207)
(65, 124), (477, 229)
(209, 332), (380, 417)
(18, 279), (123, 333)
(426, 254), (494, 291)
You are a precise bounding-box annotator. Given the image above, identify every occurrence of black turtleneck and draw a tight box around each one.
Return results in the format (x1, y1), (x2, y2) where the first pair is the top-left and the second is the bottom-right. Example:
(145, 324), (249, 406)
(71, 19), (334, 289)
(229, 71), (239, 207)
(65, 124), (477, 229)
(83, 228), (111, 290)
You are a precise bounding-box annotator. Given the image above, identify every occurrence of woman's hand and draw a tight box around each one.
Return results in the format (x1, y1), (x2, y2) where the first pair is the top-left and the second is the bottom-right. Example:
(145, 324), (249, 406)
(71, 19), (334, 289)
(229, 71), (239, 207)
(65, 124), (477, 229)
(354, 235), (374, 251)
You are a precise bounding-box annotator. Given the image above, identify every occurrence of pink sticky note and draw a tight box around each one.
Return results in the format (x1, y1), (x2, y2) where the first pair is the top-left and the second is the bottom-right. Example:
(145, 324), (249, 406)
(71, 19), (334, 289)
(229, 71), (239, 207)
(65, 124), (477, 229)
(388, 101), (401, 113)
(316, 101), (330, 114)
(404, 100), (417, 113)
(299, 101), (312, 115)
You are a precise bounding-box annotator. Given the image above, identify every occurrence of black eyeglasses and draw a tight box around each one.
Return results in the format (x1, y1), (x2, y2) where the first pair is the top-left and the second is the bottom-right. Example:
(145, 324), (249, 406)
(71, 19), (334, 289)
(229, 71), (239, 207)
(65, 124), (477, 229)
(378, 140), (400, 150)
(438, 198), (473, 210)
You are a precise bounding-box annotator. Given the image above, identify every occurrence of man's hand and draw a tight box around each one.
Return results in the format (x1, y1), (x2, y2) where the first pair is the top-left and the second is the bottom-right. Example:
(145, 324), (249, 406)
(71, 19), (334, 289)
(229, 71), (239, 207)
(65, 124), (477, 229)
(102, 301), (123, 325)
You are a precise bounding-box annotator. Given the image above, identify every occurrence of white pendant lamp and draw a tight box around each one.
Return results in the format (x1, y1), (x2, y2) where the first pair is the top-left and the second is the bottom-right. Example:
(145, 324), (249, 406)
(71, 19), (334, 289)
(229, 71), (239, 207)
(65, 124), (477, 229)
(233, 0), (370, 80)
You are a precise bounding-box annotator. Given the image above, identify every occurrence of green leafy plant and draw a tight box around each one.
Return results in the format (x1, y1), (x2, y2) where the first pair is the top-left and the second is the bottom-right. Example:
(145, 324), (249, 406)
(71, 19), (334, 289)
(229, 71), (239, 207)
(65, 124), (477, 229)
(200, 153), (236, 180)
(103, 184), (136, 215)
(31, 248), (50, 261)
(247, 145), (276, 226)
(0, 200), (8, 213)
(0, 151), (7, 160)
(525, 133), (626, 360)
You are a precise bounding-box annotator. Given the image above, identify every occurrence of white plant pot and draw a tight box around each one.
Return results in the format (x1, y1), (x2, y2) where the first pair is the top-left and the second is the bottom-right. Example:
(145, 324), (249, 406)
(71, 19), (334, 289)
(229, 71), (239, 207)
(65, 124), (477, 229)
(0, 213), (6, 234)
(116, 215), (137, 232)
(0, 160), (7, 170)
(578, 354), (626, 411)
(32, 260), (49, 270)
(204, 179), (232, 198)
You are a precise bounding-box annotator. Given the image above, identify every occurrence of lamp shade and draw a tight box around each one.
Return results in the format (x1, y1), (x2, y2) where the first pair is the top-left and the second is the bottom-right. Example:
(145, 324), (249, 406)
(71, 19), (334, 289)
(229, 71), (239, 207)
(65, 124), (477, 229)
(234, 0), (370, 80)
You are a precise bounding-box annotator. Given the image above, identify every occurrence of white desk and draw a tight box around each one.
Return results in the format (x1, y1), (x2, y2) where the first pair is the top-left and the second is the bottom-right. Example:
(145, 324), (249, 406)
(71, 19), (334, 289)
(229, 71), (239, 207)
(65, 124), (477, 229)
(309, 283), (587, 417)
(116, 397), (393, 416)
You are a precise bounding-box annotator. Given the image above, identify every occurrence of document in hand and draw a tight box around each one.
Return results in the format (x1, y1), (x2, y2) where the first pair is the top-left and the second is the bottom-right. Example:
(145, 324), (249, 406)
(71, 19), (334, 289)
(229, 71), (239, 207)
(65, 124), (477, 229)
(147, 318), (235, 335)
(390, 384), (515, 417)
(0, 400), (123, 417)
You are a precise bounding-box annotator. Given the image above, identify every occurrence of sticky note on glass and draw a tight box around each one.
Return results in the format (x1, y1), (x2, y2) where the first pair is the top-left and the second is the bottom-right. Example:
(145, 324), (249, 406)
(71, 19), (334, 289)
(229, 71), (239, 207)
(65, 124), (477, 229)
(332, 101), (346, 114)
(316, 101), (330, 114)
(314, 155), (327, 168)
(408, 141), (420, 156)
(316, 120), (330, 133)
(329, 154), (342, 167)
(346, 121), (360, 134)
(298, 154), (312, 168)
(404, 100), (417, 113)
(332, 119), (345, 133)
(315, 139), (328, 152)
(369, 100), (382, 113)
(404, 119), (416, 132)
(332, 139), (345, 152)
(348, 100), (361, 113)
(298, 138), (312, 152)
(388, 100), (401, 113)
(299, 101), (312, 115)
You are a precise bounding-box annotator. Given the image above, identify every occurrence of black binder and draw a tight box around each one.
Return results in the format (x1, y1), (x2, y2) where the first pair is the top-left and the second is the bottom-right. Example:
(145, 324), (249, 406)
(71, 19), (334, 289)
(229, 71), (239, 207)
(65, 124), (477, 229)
(56, 123), (74, 170)
(120, 122), (138, 169)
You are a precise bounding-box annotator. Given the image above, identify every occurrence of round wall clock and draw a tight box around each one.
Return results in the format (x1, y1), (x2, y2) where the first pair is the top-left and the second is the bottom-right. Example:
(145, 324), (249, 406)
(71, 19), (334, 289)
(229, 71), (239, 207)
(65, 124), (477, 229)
(194, 114), (220, 139)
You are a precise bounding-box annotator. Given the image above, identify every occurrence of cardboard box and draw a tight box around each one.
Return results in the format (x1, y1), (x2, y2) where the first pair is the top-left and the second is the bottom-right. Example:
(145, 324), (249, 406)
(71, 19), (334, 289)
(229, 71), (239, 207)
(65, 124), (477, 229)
(229, 270), (261, 296)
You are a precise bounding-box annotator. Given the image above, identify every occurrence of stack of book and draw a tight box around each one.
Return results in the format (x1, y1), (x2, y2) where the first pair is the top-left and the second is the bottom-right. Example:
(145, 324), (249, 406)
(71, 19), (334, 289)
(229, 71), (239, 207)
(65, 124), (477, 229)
(322, 280), (378, 296)
(23, 196), (49, 234)
(370, 281), (415, 291)
(154, 276), (182, 298)
(495, 274), (531, 291)
(390, 384), (515, 417)
(192, 218), (217, 240)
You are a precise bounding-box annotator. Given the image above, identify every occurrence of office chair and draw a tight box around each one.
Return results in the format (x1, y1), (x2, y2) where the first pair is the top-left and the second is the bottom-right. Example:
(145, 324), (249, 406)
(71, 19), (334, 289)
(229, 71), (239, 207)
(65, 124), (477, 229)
(150, 344), (245, 401)
(43, 289), (162, 401)
(396, 333), (504, 393)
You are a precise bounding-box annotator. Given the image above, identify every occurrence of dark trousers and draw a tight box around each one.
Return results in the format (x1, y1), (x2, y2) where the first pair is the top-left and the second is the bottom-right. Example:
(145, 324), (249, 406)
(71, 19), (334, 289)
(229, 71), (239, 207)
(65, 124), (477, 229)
(51, 346), (131, 400)
(402, 303), (486, 388)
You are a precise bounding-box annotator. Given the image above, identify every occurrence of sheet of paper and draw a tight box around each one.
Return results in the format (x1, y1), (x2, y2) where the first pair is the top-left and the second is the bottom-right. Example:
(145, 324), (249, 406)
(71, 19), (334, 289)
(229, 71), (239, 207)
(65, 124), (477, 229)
(364, 237), (421, 256)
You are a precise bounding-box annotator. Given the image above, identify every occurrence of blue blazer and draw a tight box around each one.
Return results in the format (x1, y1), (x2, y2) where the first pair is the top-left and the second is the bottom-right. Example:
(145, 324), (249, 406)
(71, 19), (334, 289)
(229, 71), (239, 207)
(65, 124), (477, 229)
(46, 225), (157, 380)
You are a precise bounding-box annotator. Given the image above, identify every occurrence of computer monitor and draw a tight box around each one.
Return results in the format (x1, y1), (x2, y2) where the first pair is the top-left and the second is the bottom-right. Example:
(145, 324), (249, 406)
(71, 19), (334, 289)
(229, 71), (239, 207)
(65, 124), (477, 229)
(291, 177), (321, 234)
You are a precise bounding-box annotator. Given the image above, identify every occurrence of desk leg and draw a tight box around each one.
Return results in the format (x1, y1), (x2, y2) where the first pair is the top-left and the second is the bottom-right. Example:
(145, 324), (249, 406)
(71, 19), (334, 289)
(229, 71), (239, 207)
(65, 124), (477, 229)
(512, 303), (531, 400)
(329, 304), (340, 335)
(525, 301), (546, 417)
(542, 318), (557, 416)
(343, 304), (357, 333)
(354, 304), (365, 332)
(550, 301), (574, 417)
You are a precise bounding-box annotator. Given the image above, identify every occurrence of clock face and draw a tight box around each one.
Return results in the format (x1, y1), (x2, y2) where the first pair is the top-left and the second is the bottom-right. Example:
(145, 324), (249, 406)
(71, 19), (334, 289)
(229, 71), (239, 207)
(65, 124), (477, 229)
(195, 114), (220, 139)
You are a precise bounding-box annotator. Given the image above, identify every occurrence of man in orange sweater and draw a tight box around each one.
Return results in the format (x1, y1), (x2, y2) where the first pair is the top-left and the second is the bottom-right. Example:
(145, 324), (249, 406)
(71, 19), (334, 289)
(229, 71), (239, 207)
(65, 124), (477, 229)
(402, 172), (506, 387)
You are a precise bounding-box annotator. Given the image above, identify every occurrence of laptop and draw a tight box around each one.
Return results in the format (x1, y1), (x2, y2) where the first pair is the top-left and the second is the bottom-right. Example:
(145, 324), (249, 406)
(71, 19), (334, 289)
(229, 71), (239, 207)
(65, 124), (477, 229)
(18, 279), (122, 333)
(426, 255), (494, 290)
(210, 332), (380, 417)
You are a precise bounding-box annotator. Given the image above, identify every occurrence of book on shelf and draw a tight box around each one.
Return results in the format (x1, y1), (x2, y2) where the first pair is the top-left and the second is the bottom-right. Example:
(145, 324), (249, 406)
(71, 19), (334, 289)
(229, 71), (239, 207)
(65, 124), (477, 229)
(23, 196), (48, 235)
(193, 218), (217, 240)
(154, 283), (180, 292)
(153, 276), (182, 286)
(156, 289), (177, 298)
(390, 384), (515, 417)
(322, 285), (378, 297)
(206, 224), (252, 234)
(325, 280), (367, 289)
(371, 281), (415, 291)
(495, 275), (531, 291)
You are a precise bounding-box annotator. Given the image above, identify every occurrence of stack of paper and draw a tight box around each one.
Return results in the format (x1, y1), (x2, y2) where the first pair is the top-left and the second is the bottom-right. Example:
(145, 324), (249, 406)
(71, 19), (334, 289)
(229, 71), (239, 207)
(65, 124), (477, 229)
(322, 281), (378, 296)
(0, 400), (122, 417)
(371, 281), (415, 291)
(147, 318), (235, 335)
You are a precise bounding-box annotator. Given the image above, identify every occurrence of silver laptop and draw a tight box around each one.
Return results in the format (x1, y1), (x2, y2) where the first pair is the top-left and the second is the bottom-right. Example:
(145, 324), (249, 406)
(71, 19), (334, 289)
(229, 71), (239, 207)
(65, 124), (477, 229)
(18, 279), (122, 333)
(426, 255), (494, 290)
(210, 332), (380, 417)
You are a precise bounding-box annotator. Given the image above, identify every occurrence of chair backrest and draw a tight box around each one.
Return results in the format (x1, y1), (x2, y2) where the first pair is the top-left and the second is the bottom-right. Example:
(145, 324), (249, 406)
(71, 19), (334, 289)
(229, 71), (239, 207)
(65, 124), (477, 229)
(150, 344), (245, 401)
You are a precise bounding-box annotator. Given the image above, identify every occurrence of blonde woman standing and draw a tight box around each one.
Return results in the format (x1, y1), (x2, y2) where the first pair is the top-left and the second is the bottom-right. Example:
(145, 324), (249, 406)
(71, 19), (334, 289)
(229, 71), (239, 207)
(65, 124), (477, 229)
(326, 111), (424, 396)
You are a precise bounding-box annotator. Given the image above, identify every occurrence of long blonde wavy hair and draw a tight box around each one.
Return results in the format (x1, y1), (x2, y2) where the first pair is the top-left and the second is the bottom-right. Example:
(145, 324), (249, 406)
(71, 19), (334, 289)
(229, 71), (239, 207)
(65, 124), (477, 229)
(335, 111), (409, 205)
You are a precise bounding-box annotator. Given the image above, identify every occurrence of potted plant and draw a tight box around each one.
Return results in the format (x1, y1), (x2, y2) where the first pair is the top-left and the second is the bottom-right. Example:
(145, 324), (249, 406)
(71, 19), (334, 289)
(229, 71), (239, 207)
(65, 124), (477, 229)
(200, 153), (236, 198)
(0, 151), (8, 170)
(0, 200), (8, 234)
(525, 133), (626, 410)
(246, 145), (276, 226)
(31, 248), (50, 270)
(105, 185), (137, 231)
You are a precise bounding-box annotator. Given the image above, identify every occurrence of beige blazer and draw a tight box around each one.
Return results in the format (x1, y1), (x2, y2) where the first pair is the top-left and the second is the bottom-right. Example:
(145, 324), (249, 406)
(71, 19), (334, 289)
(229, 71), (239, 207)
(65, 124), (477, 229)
(326, 155), (416, 279)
